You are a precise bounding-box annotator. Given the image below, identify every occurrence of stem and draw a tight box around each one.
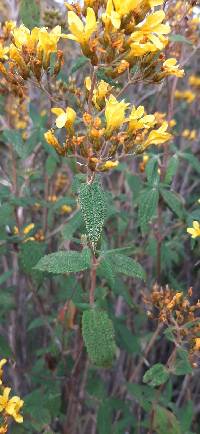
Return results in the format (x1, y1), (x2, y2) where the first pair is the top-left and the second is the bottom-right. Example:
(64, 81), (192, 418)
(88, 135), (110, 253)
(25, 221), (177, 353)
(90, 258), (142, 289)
(89, 252), (97, 305)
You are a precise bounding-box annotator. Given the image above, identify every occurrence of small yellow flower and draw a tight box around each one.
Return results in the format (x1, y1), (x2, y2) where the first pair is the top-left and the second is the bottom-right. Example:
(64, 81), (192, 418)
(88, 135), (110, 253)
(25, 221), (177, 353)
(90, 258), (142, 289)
(182, 129), (190, 138)
(23, 223), (35, 235)
(60, 205), (72, 214)
(0, 44), (9, 60)
(105, 95), (129, 133)
(187, 221), (200, 239)
(163, 58), (184, 78)
(169, 119), (176, 128)
(38, 25), (67, 55)
(66, 7), (97, 45)
(102, 0), (121, 30)
(148, 0), (164, 6)
(12, 25), (39, 51)
(129, 105), (155, 131)
(131, 11), (170, 52)
(0, 424), (8, 433)
(143, 121), (172, 149)
(101, 160), (119, 170)
(85, 76), (92, 91)
(113, 0), (143, 16)
(0, 387), (23, 423)
(51, 107), (76, 129)
(3, 20), (16, 35)
(93, 80), (110, 109)
(0, 360), (7, 385)
(193, 338), (200, 351)
(189, 75), (200, 87)
(175, 90), (195, 104)
(189, 130), (196, 140)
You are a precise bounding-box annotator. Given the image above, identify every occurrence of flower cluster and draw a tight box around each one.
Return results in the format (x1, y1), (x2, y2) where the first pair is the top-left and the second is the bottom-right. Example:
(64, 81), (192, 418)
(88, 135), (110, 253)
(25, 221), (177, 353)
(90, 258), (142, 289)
(0, 360), (23, 433)
(44, 96), (172, 171)
(144, 284), (200, 364)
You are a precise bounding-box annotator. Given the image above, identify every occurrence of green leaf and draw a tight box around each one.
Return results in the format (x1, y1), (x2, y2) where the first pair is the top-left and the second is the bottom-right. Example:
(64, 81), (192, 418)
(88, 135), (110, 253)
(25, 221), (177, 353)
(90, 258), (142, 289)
(164, 155), (179, 185)
(82, 308), (116, 367)
(153, 405), (181, 434)
(2, 129), (28, 158)
(97, 400), (112, 434)
(145, 158), (159, 186)
(138, 187), (159, 233)
(104, 253), (146, 281)
(160, 188), (184, 218)
(35, 248), (91, 274)
(19, 0), (40, 29)
(143, 363), (169, 387)
(45, 155), (57, 176)
(79, 179), (106, 245)
(71, 56), (88, 73)
(172, 349), (192, 376)
(169, 34), (192, 44)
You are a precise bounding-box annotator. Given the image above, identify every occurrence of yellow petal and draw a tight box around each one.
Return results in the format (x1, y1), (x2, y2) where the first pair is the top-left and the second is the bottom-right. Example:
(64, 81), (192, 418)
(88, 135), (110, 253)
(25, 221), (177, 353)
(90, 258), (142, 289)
(51, 108), (65, 116)
(56, 113), (68, 128)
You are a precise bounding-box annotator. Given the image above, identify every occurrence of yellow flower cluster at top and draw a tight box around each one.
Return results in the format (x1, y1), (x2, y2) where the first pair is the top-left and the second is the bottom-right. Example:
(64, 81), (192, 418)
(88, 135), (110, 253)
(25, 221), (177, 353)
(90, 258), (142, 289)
(0, 0), (186, 172)
(144, 284), (200, 366)
(0, 359), (23, 433)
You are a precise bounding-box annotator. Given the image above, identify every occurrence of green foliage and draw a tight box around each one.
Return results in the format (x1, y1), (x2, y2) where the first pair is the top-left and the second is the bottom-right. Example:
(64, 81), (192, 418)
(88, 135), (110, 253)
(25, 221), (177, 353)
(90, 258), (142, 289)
(79, 179), (106, 245)
(160, 188), (184, 218)
(153, 405), (181, 434)
(143, 364), (169, 387)
(103, 252), (146, 281)
(138, 187), (159, 232)
(35, 248), (91, 274)
(82, 308), (116, 367)
(19, 0), (40, 29)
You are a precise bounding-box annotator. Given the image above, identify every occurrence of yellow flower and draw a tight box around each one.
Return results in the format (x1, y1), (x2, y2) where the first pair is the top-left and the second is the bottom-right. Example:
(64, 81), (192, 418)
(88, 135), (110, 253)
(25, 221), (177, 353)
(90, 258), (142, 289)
(3, 20), (16, 35)
(113, 0), (143, 16)
(129, 105), (155, 131)
(189, 75), (200, 87)
(66, 8), (97, 45)
(0, 424), (8, 433)
(193, 338), (200, 351)
(0, 44), (9, 60)
(131, 11), (170, 52)
(175, 90), (195, 104)
(190, 130), (196, 140)
(38, 25), (67, 55)
(101, 160), (119, 170)
(12, 25), (39, 51)
(51, 107), (76, 129)
(60, 205), (72, 214)
(93, 80), (110, 109)
(148, 0), (164, 6)
(85, 76), (92, 91)
(102, 0), (121, 30)
(0, 387), (23, 423)
(187, 221), (200, 239)
(182, 129), (190, 138)
(169, 119), (176, 128)
(0, 360), (7, 385)
(163, 58), (184, 78)
(23, 223), (35, 235)
(143, 121), (172, 149)
(105, 95), (129, 133)
(44, 130), (65, 156)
